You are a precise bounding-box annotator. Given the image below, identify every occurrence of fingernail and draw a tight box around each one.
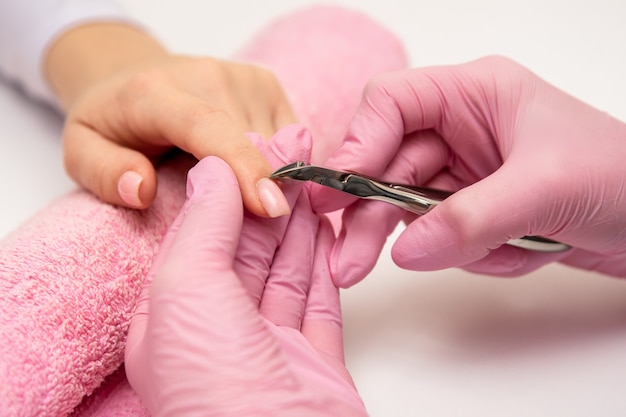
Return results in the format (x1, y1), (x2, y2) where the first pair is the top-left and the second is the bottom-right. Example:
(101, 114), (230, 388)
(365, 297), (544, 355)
(257, 178), (291, 217)
(118, 171), (143, 207)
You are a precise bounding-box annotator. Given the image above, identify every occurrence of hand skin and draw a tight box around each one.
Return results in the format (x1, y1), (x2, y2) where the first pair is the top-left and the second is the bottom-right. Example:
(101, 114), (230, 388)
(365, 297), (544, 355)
(125, 156), (367, 417)
(44, 22), (296, 216)
(311, 55), (626, 287)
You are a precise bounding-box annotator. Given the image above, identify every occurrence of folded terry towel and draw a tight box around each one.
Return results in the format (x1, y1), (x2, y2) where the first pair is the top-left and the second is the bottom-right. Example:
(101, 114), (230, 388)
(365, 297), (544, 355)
(0, 5), (407, 416)
(0, 158), (190, 417)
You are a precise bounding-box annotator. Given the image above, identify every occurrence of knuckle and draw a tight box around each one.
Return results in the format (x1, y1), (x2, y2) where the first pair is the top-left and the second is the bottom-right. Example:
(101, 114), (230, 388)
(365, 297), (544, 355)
(439, 195), (489, 247)
(182, 105), (239, 149)
(361, 72), (403, 107)
(362, 74), (389, 97)
(480, 54), (516, 67)
(188, 104), (232, 129)
(220, 138), (259, 164)
(478, 55), (530, 79)
(252, 65), (280, 86)
(120, 70), (169, 103)
(195, 57), (232, 85)
(195, 56), (220, 71)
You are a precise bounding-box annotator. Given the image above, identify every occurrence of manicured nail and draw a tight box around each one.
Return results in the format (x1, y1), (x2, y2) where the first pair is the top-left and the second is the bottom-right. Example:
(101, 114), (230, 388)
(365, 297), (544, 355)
(117, 171), (143, 207)
(257, 178), (291, 217)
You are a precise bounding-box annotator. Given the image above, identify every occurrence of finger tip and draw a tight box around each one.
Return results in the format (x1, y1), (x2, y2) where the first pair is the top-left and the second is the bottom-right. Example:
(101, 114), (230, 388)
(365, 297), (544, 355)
(268, 124), (313, 164)
(332, 273), (358, 289)
(390, 240), (421, 270)
(330, 247), (367, 289)
(118, 170), (144, 206)
(117, 169), (157, 209)
(331, 262), (363, 289)
(187, 156), (239, 202)
(256, 178), (291, 218)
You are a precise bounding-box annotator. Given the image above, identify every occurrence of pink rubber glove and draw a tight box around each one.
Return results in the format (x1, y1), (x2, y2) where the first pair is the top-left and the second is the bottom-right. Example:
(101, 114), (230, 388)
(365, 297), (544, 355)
(234, 124), (316, 315)
(125, 160), (366, 414)
(312, 55), (626, 286)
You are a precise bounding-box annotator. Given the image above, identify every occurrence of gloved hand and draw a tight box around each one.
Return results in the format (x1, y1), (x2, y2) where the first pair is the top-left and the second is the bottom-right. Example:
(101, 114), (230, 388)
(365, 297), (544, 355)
(312, 55), (626, 286)
(125, 131), (366, 416)
(233, 125), (317, 313)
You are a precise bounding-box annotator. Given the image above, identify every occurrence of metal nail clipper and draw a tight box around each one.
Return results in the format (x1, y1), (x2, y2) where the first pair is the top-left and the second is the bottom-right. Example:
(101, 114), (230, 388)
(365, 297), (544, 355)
(270, 162), (571, 253)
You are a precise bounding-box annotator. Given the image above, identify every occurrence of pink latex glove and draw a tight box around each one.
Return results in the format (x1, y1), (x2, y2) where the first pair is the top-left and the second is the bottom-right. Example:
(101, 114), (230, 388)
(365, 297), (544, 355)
(312, 55), (626, 286)
(125, 147), (366, 414)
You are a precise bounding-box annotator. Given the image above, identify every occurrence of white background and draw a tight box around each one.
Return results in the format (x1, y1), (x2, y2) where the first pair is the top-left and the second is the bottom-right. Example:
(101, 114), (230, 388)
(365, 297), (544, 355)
(2, 1), (626, 416)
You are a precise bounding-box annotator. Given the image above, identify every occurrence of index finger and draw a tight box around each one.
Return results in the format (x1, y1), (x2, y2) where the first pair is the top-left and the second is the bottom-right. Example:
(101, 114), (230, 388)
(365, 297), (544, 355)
(123, 81), (287, 218)
(301, 215), (343, 361)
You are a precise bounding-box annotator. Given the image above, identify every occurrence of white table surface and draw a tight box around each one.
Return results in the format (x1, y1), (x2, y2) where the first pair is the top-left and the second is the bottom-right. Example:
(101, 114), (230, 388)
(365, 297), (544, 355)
(2, 1), (626, 416)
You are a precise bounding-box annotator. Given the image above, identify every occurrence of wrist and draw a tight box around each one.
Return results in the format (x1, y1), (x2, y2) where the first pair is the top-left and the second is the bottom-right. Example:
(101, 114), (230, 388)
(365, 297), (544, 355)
(44, 22), (168, 109)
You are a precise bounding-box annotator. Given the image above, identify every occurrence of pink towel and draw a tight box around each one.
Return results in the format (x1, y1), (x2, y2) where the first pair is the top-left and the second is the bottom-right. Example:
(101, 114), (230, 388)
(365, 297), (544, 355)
(0, 5), (407, 416)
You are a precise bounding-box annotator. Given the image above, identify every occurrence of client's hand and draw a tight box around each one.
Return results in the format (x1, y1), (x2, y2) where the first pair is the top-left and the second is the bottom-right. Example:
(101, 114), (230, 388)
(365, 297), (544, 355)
(46, 23), (296, 215)
(125, 156), (366, 417)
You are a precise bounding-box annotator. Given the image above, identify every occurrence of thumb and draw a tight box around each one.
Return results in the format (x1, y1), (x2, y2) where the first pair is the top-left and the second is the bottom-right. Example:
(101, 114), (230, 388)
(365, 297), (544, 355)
(129, 157), (297, 413)
(391, 163), (563, 271)
(150, 156), (244, 294)
(63, 122), (158, 209)
(125, 157), (243, 403)
(126, 155), (243, 374)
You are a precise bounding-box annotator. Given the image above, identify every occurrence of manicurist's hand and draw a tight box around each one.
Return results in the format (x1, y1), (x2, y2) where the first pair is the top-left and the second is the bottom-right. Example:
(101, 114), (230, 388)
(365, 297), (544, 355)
(125, 154), (367, 417)
(45, 23), (296, 216)
(312, 55), (626, 286)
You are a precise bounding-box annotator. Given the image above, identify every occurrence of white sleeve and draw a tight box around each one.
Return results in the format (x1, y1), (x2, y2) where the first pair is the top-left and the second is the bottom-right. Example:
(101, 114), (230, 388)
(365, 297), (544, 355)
(0, 0), (141, 109)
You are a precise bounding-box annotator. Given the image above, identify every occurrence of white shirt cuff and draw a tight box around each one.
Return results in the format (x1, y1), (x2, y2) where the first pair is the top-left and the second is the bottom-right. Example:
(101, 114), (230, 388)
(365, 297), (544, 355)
(0, 0), (142, 110)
